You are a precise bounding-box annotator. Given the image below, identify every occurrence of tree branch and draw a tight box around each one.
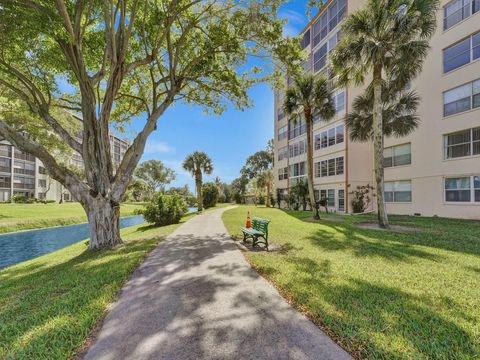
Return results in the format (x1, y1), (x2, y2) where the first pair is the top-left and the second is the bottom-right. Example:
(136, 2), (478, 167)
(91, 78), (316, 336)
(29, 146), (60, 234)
(0, 120), (89, 202)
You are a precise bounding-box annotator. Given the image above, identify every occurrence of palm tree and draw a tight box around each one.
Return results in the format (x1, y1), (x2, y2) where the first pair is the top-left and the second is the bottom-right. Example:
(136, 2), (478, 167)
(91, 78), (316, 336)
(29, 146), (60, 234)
(331, 0), (437, 228)
(182, 151), (213, 212)
(283, 74), (336, 219)
(347, 81), (421, 141)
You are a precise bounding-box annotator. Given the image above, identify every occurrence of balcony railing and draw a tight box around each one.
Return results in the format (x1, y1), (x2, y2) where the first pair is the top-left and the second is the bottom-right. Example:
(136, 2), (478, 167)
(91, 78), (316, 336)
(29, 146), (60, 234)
(13, 183), (35, 190)
(14, 168), (35, 176)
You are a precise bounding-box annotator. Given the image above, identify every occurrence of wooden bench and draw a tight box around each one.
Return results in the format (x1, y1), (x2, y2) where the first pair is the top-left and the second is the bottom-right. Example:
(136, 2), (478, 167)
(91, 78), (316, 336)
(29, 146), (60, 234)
(240, 217), (270, 250)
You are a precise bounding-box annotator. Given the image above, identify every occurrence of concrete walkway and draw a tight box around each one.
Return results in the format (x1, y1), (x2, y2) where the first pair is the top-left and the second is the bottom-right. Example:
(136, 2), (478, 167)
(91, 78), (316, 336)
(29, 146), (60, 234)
(83, 207), (352, 360)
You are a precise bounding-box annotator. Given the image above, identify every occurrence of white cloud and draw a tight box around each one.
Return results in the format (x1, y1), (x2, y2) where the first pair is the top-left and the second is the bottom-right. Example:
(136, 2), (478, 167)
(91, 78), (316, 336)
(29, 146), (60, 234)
(144, 140), (174, 154)
(278, 9), (307, 37)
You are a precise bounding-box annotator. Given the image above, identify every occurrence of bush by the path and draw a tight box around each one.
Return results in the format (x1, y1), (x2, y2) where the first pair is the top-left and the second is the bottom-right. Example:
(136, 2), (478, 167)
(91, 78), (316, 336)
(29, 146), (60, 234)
(202, 182), (218, 208)
(141, 192), (188, 226)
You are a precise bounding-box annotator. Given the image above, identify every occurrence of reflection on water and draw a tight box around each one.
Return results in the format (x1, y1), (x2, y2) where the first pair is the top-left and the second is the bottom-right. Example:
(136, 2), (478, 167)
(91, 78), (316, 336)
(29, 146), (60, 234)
(0, 215), (145, 269)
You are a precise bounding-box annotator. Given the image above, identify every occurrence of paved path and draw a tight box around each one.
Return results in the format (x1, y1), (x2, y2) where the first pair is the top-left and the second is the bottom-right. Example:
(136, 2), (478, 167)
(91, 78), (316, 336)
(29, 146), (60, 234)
(84, 207), (352, 360)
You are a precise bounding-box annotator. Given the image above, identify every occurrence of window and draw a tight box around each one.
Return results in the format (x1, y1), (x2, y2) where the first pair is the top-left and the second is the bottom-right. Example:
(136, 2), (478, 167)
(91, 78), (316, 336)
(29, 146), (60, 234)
(444, 127), (480, 159)
(315, 162), (321, 178)
(0, 144), (12, 158)
(0, 175), (11, 188)
(290, 162), (306, 177)
(443, 79), (480, 116)
(277, 110), (285, 121)
(13, 175), (35, 189)
(289, 140), (307, 158)
(289, 118), (306, 139)
(328, 128), (336, 146)
(327, 189), (335, 207)
(443, 32), (480, 73)
(321, 160), (328, 177)
(38, 166), (47, 175)
(278, 146), (288, 161)
(38, 179), (47, 188)
(301, 29), (311, 49)
(336, 124), (344, 144)
(384, 180), (412, 202)
(384, 143), (411, 167)
(278, 167), (288, 181)
(336, 156), (344, 175)
(314, 124), (344, 150)
(313, 31), (341, 72)
(38, 192), (46, 200)
(338, 189), (345, 211)
(328, 158), (336, 176)
(0, 157), (11, 172)
(315, 156), (344, 177)
(334, 91), (345, 112)
(444, 176), (480, 202)
(313, 43), (328, 72)
(278, 125), (288, 141)
(320, 189), (327, 201)
(443, 0), (479, 30)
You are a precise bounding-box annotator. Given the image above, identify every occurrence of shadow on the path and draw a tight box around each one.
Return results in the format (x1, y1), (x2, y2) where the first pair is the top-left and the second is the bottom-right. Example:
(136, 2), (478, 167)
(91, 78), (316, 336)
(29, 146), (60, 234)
(84, 232), (347, 360)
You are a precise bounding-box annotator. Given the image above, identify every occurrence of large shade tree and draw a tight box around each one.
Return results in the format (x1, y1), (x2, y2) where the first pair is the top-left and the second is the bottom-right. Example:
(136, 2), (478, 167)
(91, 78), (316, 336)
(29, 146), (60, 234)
(135, 160), (176, 196)
(331, 0), (437, 228)
(283, 74), (336, 219)
(0, 0), (299, 248)
(182, 151), (213, 212)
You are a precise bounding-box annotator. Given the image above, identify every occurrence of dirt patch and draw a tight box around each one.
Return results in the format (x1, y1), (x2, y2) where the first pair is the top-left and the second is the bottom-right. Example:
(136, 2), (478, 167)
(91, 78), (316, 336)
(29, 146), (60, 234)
(355, 223), (417, 232)
(303, 217), (345, 223)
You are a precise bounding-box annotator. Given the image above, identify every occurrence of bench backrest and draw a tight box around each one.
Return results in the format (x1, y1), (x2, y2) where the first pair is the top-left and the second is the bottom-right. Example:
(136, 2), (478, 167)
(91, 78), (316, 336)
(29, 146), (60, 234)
(252, 217), (270, 236)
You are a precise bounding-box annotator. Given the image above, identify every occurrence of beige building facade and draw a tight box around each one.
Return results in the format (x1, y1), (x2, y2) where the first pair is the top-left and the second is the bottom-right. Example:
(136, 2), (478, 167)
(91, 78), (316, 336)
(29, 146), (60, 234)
(0, 134), (129, 202)
(273, 0), (480, 219)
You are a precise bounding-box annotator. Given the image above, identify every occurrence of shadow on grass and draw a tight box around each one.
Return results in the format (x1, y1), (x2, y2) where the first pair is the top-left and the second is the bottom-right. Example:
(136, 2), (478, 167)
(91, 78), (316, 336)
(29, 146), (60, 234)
(281, 209), (480, 257)
(306, 224), (442, 263)
(0, 225), (182, 359)
(255, 255), (477, 359)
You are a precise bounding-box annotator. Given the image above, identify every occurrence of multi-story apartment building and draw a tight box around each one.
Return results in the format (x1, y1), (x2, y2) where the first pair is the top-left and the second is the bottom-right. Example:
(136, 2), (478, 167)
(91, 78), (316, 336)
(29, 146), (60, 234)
(273, 0), (480, 219)
(0, 135), (129, 202)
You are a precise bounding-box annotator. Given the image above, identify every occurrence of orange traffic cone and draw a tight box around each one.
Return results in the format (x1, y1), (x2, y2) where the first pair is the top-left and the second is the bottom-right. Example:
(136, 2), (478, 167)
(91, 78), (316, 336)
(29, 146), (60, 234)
(246, 212), (251, 228)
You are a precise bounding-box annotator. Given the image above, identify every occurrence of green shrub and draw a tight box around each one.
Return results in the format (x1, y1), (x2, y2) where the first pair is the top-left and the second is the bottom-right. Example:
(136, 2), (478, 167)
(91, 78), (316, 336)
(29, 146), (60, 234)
(12, 194), (28, 203)
(349, 184), (374, 213)
(141, 192), (188, 226)
(202, 182), (218, 208)
(258, 195), (265, 205)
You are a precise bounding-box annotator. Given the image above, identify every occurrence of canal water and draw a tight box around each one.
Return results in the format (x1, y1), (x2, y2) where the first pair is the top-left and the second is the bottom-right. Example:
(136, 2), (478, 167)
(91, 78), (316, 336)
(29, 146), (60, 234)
(0, 207), (196, 269)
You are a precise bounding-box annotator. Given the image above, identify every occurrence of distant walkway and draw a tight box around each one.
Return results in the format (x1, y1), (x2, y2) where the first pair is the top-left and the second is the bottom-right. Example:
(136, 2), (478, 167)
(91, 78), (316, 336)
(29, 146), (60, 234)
(83, 207), (352, 360)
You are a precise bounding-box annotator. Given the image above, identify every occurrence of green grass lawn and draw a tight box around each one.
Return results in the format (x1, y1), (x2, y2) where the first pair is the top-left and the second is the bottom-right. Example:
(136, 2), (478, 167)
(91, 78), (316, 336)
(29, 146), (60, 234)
(223, 206), (480, 359)
(0, 202), (144, 234)
(0, 214), (193, 359)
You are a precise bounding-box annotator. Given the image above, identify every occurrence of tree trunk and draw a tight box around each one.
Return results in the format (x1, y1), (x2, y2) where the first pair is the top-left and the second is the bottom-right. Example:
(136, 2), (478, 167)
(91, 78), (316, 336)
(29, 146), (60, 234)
(304, 110), (319, 219)
(195, 171), (203, 212)
(372, 64), (389, 229)
(266, 182), (271, 207)
(83, 197), (122, 249)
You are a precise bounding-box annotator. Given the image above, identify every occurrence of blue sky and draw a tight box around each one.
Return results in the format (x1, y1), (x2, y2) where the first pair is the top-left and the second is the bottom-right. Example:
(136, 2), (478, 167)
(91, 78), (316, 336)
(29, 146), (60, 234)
(131, 1), (312, 192)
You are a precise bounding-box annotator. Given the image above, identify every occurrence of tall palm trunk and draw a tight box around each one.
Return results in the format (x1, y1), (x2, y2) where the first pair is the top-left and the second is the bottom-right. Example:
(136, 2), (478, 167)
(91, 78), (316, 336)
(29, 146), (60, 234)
(373, 64), (389, 228)
(195, 169), (203, 212)
(304, 109), (319, 219)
